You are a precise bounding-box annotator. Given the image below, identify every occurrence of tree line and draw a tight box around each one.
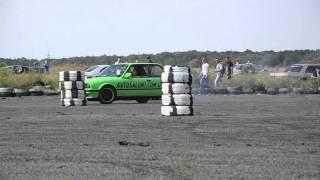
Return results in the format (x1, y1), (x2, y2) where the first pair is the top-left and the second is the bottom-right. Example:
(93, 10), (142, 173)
(1, 49), (319, 68)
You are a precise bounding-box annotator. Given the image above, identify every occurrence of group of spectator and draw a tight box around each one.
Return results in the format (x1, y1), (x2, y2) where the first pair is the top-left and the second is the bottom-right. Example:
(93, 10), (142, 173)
(199, 57), (234, 89)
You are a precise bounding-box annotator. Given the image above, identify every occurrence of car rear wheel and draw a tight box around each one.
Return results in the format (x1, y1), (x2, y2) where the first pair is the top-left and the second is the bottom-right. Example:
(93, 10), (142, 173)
(98, 86), (116, 104)
(136, 97), (149, 103)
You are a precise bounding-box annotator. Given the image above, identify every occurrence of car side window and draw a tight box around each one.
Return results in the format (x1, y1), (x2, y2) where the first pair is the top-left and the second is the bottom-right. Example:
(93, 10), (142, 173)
(99, 67), (108, 73)
(149, 65), (163, 77)
(306, 66), (317, 73)
(288, 65), (302, 72)
(130, 65), (148, 77)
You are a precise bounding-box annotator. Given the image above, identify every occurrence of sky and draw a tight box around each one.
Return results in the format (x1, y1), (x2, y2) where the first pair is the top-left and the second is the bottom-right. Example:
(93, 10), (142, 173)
(0, 0), (319, 59)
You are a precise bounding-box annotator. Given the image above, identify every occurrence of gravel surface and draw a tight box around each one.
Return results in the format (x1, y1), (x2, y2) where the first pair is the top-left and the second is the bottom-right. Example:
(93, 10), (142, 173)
(0, 95), (319, 180)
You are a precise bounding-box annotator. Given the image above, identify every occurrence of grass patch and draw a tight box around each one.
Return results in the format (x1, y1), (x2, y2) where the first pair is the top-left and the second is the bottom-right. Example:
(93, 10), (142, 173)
(0, 68), (58, 89)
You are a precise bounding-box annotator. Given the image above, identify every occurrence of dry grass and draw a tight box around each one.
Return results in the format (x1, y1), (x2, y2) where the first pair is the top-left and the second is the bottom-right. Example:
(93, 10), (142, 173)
(0, 64), (89, 90)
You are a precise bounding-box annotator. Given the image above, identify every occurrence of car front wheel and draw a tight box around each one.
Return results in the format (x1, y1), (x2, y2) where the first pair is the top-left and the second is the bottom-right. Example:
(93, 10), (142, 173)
(98, 86), (116, 104)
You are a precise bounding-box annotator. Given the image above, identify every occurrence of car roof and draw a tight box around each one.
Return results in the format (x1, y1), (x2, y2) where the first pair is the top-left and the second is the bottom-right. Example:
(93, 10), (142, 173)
(291, 64), (320, 66)
(96, 65), (110, 67)
(118, 62), (162, 65)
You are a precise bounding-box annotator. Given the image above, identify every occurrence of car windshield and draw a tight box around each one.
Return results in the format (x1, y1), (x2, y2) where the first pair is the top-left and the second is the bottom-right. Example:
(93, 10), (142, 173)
(287, 65), (302, 72)
(85, 65), (98, 72)
(98, 64), (128, 77)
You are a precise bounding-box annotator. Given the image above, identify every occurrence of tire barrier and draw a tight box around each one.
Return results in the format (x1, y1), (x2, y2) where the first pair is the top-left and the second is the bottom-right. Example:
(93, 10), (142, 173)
(161, 65), (193, 116)
(13, 88), (29, 97)
(267, 88), (279, 95)
(59, 71), (87, 106)
(60, 90), (85, 99)
(0, 87), (14, 97)
(59, 71), (85, 82)
(161, 65), (192, 84)
(162, 83), (191, 94)
(61, 98), (87, 106)
(226, 86), (243, 95)
(161, 94), (193, 106)
(29, 86), (44, 96)
(59, 81), (84, 90)
(161, 106), (193, 116)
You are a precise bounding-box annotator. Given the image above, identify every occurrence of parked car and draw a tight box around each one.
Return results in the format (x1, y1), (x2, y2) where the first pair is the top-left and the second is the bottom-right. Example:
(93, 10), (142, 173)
(233, 63), (266, 75)
(269, 64), (320, 79)
(84, 65), (110, 79)
(6, 65), (44, 74)
(85, 63), (163, 104)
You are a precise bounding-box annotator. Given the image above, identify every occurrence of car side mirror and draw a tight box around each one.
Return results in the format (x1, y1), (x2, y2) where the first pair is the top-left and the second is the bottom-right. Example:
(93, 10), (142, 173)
(124, 72), (132, 79)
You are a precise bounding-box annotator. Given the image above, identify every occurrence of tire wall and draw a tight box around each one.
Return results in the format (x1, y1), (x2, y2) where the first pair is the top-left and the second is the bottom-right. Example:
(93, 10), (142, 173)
(161, 65), (193, 116)
(59, 71), (87, 106)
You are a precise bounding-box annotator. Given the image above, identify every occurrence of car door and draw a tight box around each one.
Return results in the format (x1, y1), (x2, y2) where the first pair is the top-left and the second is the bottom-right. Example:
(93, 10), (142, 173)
(288, 65), (303, 78)
(118, 64), (151, 97)
(147, 64), (163, 96)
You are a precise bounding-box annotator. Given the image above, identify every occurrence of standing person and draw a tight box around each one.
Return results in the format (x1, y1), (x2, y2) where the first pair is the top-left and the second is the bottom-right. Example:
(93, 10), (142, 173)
(43, 60), (49, 74)
(147, 56), (153, 63)
(311, 67), (320, 79)
(225, 57), (233, 80)
(214, 58), (224, 88)
(199, 57), (209, 88)
(115, 57), (121, 64)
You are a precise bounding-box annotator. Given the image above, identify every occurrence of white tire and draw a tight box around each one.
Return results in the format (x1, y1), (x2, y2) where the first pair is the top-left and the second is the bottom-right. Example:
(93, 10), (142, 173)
(161, 106), (193, 116)
(61, 90), (85, 99)
(161, 72), (192, 84)
(164, 65), (190, 73)
(59, 71), (84, 81)
(59, 81), (84, 90)
(13, 88), (29, 96)
(162, 83), (191, 94)
(162, 94), (192, 106)
(61, 98), (87, 106)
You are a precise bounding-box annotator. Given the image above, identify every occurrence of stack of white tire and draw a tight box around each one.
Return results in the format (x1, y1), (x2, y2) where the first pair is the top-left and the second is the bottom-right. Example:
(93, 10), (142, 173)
(161, 65), (193, 116)
(59, 71), (87, 106)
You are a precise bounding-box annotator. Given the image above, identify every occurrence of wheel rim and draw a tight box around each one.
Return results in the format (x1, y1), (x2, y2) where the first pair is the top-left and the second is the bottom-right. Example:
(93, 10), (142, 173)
(101, 88), (113, 102)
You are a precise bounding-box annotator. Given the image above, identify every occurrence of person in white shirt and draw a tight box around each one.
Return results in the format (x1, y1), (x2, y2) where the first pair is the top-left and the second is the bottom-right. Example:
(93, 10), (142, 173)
(214, 58), (224, 88)
(115, 57), (121, 64)
(199, 57), (209, 88)
(311, 67), (320, 79)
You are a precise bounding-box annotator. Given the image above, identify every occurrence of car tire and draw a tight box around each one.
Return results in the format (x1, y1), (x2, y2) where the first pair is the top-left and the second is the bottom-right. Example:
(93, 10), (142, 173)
(0, 87), (14, 97)
(13, 88), (29, 97)
(61, 90), (85, 99)
(59, 71), (84, 81)
(227, 86), (242, 94)
(162, 83), (191, 94)
(161, 65), (192, 84)
(136, 97), (149, 103)
(61, 98), (87, 106)
(59, 81), (84, 90)
(161, 106), (193, 116)
(161, 72), (192, 84)
(162, 94), (193, 106)
(98, 86), (116, 104)
(164, 65), (190, 73)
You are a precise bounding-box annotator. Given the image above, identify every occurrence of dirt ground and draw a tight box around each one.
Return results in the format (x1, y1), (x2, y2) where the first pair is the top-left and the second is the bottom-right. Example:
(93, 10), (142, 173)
(0, 95), (319, 180)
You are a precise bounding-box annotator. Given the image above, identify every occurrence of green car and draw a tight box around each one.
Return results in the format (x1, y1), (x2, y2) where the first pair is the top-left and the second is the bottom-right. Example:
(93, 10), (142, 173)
(85, 63), (163, 104)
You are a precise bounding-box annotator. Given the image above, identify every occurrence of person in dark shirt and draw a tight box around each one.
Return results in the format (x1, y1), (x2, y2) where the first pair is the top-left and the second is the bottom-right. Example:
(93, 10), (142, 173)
(147, 56), (153, 63)
(225, 57), (233, 80)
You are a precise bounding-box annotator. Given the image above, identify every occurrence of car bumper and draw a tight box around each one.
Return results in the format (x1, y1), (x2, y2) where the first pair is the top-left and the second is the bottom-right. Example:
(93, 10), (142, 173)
(85, 89), (99, 99)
